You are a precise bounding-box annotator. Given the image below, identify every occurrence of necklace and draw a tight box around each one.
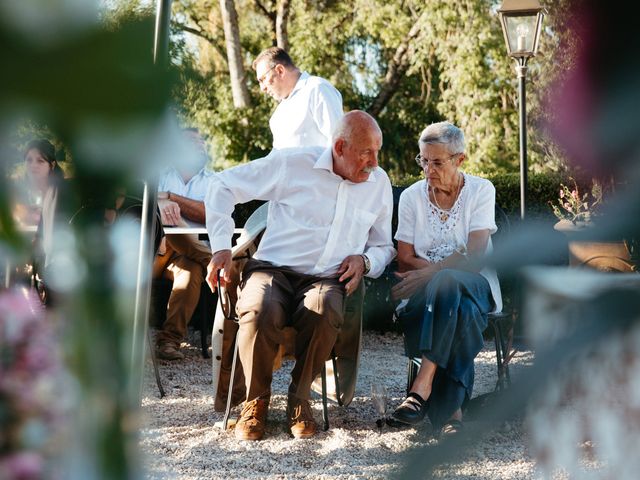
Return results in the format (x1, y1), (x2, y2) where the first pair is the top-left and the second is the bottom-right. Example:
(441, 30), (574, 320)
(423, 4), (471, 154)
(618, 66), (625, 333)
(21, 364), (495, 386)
(429, 173), (463, 222)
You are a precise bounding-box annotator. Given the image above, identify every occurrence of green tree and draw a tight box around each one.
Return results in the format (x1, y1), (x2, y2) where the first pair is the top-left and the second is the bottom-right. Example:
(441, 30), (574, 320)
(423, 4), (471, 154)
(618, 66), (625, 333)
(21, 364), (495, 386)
(164, 0), (576, 176)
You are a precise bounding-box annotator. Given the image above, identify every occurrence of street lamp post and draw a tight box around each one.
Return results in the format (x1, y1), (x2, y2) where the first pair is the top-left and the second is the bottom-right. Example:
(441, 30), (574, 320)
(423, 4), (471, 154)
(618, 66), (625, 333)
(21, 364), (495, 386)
(498, 0), (545, 220)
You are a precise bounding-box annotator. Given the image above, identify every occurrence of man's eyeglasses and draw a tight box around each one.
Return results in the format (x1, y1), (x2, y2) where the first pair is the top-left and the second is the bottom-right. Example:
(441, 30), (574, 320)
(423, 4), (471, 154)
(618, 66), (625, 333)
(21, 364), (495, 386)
(257, 65), (277, 86)
(415, 152), (460, 170)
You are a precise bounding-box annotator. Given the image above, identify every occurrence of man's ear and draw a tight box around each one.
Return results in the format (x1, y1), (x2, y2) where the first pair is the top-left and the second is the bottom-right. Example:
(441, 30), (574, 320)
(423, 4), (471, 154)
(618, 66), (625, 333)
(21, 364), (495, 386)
(334, 138), (345, 157)
(274, 63), (286, 78)
(455, 153), (465, 167)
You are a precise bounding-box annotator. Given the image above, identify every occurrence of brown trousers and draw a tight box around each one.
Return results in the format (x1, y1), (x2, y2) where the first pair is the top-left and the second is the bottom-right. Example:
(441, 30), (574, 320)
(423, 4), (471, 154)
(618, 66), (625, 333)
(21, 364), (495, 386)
(153, 234), (212, 347)
(236, 259), (345, 401)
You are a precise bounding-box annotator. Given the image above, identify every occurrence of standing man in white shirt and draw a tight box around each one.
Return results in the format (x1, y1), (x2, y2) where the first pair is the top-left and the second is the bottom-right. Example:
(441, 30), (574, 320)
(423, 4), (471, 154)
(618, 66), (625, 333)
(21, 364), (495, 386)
(205, 111), (396, 440)
(253, 47), (343, 149)
(154, 128), (213, 360)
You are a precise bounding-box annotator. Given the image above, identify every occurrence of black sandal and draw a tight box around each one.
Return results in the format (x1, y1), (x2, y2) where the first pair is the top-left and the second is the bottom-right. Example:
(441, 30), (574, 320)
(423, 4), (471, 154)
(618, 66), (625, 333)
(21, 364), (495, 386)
(389, 392), (427, 425)
(439, 419), (464, 437)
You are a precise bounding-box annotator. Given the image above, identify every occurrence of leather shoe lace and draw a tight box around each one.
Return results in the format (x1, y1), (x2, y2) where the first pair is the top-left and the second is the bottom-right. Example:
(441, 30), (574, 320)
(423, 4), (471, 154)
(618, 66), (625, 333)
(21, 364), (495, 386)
(287, 396), (317, 439)
(235, 398), (269, 441)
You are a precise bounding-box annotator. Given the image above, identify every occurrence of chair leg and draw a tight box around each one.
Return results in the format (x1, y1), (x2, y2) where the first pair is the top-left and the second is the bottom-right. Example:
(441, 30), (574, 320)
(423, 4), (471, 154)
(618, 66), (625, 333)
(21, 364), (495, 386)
(490, 316), (512, 391)
(499, 317), (513, 387)
(222, 331), (240, 430)
(321, 364), (329, 431)
(331, 349), (343, 407)
(407, 357), (420, 395)
(200, 300), (210, 359)
(147, 328), (165, 398)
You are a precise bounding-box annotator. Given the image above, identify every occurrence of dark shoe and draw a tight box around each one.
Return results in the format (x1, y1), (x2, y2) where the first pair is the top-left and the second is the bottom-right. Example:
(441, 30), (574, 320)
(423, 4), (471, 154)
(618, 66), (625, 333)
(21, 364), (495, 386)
(390, 392), (427, 425)
(287, 396), (317, 439)
(439, 419), (464, 437)
(235, 398), (269, 441)
(157, 343), (184, 360)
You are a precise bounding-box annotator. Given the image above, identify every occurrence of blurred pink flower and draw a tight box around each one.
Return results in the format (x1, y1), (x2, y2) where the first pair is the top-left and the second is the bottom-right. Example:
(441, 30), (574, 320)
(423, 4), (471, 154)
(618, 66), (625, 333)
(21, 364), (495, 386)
(1, 288), (68, 479)
(0, 452), (43, 480)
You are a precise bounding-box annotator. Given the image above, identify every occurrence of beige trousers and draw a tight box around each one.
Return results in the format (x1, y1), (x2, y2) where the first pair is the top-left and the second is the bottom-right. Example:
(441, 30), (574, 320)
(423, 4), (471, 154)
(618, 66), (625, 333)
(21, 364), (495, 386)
(154, 234), (212, 347)
(236, 259), (345, 401)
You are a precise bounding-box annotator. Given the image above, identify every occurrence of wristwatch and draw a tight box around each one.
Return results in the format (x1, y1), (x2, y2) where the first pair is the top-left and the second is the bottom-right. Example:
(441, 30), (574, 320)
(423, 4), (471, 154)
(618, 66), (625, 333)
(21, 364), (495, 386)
(158, 191), (169, 200)
(361, 254), (371, 275)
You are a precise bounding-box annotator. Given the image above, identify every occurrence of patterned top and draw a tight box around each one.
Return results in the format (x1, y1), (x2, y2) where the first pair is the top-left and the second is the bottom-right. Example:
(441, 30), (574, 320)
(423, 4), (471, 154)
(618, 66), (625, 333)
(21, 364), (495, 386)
(395, 174), (502, 312)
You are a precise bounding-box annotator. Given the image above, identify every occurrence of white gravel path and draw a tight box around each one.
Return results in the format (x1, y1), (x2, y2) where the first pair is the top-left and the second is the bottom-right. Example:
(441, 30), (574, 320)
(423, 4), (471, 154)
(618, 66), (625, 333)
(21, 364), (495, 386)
(140, 331), (536, 479)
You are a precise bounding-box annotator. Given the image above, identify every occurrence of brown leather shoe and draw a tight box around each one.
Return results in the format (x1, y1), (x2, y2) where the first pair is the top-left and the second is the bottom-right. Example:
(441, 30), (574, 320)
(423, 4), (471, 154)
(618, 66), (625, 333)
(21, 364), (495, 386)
(287, 396), (317, 439)
(156, 343), (184, 361)
(235, 398), (269, 441)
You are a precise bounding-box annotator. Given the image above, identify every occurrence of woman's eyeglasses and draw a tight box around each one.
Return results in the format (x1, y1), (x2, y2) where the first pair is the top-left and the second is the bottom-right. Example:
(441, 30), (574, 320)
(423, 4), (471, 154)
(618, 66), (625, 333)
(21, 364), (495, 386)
(415, 152), (459, 170)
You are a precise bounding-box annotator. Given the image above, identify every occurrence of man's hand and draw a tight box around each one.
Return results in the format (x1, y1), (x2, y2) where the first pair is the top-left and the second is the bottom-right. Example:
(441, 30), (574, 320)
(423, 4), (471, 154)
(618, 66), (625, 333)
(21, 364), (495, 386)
(158, 198), (182, 226)
(206, 249), (232, 292)
(337, 254), (366, 296)
(391, 266), (437, 300)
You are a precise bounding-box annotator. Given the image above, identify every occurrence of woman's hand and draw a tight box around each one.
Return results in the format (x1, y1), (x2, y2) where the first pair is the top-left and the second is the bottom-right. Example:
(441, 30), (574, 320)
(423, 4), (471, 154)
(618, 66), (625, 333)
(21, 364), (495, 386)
(391, 265), (438, 300)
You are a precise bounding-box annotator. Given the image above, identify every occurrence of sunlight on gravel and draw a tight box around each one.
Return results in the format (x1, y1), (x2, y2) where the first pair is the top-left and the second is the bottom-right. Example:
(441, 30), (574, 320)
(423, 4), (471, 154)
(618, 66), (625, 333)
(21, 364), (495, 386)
(141, 330), (538, 479)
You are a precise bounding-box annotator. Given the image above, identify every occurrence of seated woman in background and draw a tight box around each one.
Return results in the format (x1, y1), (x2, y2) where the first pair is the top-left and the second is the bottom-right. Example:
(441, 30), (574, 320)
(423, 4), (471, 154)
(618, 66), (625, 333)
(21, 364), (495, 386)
(388, 122), (502, 436)
(13, 139), (64, 226)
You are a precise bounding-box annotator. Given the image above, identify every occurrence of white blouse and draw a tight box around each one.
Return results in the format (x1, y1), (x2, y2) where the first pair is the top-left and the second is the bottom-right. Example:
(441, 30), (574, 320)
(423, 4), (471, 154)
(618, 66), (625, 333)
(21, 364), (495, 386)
(394, 174), (502, 313)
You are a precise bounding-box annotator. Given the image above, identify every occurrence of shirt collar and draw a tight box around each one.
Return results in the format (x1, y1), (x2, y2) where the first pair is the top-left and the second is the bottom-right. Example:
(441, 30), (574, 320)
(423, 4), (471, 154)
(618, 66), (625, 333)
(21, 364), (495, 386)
(170, 166), (208, 185)
(286, 71), (310, 99)
(313, 148), (377, 183)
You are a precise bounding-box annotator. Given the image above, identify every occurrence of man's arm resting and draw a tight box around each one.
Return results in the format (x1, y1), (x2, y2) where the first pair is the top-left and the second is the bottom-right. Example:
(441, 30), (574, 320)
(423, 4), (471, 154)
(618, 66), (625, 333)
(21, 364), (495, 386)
(160, 191), (206, 224)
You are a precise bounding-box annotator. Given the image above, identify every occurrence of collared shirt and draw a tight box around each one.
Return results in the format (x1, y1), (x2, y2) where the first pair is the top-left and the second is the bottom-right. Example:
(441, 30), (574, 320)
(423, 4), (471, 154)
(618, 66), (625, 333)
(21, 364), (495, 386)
(205, 147), (396, 278)
(270, 72), (343, 149)
(159, 167), (213, 227)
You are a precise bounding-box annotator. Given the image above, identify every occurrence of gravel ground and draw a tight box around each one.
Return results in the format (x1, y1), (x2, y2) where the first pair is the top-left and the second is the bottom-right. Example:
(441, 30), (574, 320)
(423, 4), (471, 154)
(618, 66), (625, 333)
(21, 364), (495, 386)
(140, 330), (536, 479)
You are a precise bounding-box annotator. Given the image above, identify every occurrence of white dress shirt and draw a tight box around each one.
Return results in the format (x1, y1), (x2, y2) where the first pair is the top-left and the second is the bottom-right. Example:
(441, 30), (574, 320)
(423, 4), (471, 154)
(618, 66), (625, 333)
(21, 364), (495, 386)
(159, 167), (213, 227)
(270, 72), (343, 149)
(395, 175), (502, 312)
(205, 147), (396, 278)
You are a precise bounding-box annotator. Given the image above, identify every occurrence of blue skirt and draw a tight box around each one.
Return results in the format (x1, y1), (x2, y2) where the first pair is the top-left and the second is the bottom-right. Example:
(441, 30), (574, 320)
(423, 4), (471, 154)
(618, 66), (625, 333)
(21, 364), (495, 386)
(398, 269), (494, 428)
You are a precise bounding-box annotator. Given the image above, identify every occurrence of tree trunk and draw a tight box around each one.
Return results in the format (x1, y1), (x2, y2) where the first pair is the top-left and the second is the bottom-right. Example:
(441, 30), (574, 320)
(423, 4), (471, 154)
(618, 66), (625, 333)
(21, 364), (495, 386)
(367, 14), (426, 118)
(219, 0), (251, 108)
(276, 0), (290, 51)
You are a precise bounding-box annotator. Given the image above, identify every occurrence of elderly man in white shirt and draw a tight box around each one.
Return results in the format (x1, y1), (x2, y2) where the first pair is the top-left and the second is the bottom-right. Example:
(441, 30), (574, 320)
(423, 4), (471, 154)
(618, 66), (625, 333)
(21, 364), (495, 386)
(253, 47), (343, 149)
(153, 128), (214, 361)
(205, 111), (395, 441)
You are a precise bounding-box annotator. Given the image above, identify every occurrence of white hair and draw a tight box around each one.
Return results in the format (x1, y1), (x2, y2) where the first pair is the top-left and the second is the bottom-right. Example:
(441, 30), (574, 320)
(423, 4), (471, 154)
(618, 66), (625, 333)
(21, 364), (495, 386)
(418, 121), (465, 154)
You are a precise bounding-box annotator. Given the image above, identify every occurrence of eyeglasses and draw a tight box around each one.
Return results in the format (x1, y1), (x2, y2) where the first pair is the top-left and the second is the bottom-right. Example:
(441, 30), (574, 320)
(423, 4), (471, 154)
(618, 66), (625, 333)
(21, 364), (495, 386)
(257, 65), (277, 86)
(415, 152), (460, 170)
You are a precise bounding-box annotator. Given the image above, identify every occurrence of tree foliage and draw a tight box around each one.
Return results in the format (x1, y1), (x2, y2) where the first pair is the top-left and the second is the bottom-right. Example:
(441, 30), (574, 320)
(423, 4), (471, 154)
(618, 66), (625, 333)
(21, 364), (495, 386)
(114, 0), (577, 176)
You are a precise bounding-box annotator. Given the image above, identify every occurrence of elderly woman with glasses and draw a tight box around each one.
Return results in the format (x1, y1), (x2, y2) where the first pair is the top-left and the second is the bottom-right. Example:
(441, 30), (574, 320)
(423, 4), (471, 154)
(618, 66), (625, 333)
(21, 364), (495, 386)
(388, 121), (502, 436)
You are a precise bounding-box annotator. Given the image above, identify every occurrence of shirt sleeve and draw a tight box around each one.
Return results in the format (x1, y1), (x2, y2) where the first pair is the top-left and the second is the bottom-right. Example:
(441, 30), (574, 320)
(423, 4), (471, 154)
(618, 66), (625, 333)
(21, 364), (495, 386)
(469, 180), (497, 234)
(394, 186), (417, 245)
(205, 153), (284, 253)
(313, 82), (343, 144)
(364, 176), (397, 278)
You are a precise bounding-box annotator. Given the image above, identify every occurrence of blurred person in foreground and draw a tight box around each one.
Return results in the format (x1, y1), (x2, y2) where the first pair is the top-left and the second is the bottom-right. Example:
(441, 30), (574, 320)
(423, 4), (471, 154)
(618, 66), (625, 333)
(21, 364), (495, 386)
(252, 47), (343, 150)
(153, 128), (214, 360)
(388, 122), (502, 436)
(205, 111), (395, 440)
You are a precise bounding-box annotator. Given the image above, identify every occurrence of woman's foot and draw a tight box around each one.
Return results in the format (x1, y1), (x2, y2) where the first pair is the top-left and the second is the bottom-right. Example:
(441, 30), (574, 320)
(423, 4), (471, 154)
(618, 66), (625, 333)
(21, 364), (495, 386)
(439, 416), (464, 437)
(389, 392), (427, 425)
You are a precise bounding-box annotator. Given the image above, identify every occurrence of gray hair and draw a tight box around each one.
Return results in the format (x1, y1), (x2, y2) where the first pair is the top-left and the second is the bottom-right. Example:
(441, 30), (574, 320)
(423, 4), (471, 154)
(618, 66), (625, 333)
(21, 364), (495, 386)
(418, 121), (465, 154)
